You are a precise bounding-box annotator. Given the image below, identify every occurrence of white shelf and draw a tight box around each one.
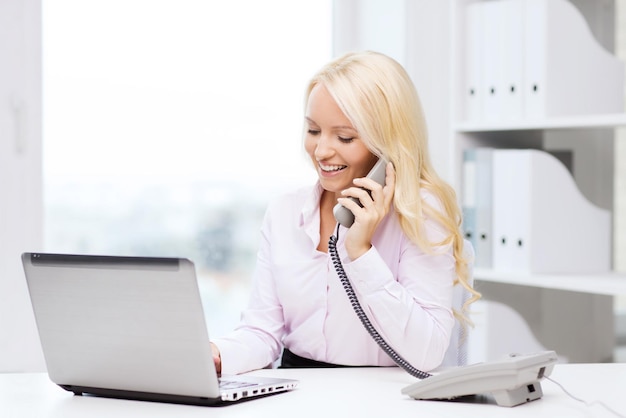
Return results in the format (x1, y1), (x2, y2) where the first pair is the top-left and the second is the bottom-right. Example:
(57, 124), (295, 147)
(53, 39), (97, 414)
(450, 0), (623, 364)
(474, 268), (626, 296)
(456, 112), (626, 132)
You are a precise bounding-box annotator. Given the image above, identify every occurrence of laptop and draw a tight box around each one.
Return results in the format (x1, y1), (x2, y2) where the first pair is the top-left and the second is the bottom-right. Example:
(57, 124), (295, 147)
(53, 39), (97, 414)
(21, 252), (298, 406)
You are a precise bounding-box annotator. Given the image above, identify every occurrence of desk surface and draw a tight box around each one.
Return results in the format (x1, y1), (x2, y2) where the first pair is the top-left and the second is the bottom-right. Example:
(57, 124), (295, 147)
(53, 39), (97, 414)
(1, 364), (625, 418)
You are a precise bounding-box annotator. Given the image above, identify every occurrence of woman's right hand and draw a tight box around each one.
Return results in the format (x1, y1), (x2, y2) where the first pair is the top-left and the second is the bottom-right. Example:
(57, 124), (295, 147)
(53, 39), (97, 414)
(210, 342), (222, 376)
(339, 161), (396, 260)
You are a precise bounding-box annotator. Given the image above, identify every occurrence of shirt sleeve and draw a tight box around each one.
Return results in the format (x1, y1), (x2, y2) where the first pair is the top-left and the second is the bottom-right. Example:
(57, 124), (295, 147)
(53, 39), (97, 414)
(341, 199), (456, 372)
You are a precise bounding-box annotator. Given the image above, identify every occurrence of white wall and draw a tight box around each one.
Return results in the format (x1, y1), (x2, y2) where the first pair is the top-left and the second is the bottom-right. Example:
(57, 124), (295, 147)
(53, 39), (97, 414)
(333, 0), (454, 184)
(333, 0), (407, 64)
(0, 0), (45, 372)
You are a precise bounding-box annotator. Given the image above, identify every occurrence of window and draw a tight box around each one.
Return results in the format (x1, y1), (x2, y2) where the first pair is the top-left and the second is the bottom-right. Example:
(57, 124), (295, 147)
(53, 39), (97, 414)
(43, 0), (331, 336)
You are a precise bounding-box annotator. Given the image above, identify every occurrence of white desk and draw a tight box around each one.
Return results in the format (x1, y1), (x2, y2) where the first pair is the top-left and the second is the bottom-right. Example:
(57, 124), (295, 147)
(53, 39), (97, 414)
(1, 364), (625, 418)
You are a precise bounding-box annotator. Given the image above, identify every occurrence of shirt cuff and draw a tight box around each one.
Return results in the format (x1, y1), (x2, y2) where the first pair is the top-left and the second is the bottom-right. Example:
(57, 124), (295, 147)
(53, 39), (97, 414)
(342, 246), (394, 295)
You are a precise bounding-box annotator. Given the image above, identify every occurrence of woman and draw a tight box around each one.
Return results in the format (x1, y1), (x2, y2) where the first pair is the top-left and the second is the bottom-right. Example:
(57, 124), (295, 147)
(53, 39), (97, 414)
(211, 51), (479, 375)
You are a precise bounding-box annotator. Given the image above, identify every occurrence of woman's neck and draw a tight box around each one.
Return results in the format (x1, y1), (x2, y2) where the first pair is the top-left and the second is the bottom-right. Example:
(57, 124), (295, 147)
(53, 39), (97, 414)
(317, 190), (339, 252)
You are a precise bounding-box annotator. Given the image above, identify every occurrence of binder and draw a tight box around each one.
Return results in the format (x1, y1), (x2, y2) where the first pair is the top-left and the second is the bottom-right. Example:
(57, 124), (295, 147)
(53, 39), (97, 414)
(492, 151), (531, 272)
(463, 3), (483, 122)
(479, 1), (501, 121)
(523, 0), (624, 118)
(473, 149), (493, 269)
(461, 149), (477, 251)
(491, 149), (610, 274)
(522, 0), (548, 119)
(462, 148), (493, 269)
(497, 0), (524, 121)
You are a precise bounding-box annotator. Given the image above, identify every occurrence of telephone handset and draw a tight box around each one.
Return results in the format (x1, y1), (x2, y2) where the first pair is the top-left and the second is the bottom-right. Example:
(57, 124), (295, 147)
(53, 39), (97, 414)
(332, 158), (387, 228)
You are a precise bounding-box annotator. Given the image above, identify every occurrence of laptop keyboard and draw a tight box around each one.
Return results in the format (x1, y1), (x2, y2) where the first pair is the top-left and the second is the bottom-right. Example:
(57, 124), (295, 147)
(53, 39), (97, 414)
(218, 379), (258, 390)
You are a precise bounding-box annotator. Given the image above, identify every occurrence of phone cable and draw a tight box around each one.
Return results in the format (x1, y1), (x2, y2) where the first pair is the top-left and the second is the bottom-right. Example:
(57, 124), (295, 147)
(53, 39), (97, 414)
(331, 224), (625, 411)
(545, 376), (625, 417)
(328, 224), (431, 380)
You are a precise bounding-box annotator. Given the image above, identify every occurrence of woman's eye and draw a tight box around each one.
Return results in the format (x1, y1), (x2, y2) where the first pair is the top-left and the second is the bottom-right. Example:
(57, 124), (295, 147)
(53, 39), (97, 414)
(338, 136), (354, 143)
(307, 129), (320, 135)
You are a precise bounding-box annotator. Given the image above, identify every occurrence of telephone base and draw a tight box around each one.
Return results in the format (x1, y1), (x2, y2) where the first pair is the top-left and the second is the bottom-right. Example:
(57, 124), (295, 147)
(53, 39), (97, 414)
(401, 351), (558, 408)
(491, 380), (543, 407)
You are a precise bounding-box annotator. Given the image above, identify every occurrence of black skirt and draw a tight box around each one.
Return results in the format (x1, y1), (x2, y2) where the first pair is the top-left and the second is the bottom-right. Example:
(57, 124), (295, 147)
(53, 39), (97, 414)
(279, 348), (350, 369)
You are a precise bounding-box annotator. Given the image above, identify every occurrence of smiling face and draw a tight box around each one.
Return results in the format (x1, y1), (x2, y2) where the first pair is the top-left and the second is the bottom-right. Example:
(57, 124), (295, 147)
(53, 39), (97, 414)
(304, 83), (378, 201)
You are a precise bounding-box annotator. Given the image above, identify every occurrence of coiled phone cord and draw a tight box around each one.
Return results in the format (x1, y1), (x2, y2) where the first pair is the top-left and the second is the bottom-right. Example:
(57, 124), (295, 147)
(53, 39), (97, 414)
(328, 224), (432, 380)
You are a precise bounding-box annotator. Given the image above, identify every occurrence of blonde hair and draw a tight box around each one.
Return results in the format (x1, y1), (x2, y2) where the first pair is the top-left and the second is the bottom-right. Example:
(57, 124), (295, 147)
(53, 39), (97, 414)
(306, 51), (480, 325)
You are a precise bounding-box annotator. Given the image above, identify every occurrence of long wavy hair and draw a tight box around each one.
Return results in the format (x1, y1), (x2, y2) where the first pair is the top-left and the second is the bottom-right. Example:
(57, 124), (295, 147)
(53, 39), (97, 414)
(305, 51), (480, 325)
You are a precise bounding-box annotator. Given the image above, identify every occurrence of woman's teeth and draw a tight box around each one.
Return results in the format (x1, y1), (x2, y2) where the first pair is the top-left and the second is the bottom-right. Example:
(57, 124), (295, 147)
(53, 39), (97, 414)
(320, 163), (346, 172)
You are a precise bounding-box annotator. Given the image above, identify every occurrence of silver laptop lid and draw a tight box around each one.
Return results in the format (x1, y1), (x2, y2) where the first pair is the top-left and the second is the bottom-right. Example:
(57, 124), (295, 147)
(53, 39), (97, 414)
(22, 253), (220, 400)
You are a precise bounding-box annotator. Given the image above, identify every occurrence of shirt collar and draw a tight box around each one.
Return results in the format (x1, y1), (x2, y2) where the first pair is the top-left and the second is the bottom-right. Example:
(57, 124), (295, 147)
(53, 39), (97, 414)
(299, 181), (324, 229)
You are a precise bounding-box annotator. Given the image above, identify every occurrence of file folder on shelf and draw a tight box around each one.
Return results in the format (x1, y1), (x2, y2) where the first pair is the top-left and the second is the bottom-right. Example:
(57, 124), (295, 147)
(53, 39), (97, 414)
(461, 0), (625, 122)
(492, 150), (530, 273)
(491, 149), (610, 274)
(523, 0), (624, 118)
(467, 0), (525, 122)
(479, 0), (501, 122)
(497, 0), (524, 121)
(462, 148), (493, 269)
(462, 149), (477, 253)
(463, 2), (483, 122)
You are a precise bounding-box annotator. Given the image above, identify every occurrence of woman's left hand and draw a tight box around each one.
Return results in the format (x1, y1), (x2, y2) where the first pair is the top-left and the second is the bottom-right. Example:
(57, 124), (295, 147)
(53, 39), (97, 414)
(337, 161), (396, 260)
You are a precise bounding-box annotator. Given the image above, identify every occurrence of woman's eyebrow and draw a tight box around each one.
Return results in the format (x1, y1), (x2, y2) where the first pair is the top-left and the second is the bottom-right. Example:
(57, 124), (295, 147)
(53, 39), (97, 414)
(304, 117), (356, 132)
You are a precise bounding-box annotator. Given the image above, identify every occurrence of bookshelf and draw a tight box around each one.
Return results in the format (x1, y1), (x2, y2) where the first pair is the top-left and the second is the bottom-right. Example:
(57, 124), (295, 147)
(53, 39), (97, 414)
(332, 0), (624, 363)
(475, 269), (626, 297)
(457, 113), (626, 132)
(459, 115), (626, 293)
(453, 0), (626, 284)
(452, 0), (626, 363)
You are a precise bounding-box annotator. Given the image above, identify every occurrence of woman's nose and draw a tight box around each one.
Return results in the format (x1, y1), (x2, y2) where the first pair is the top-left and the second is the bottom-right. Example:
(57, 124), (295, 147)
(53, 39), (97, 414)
(314, 134), (334, 160)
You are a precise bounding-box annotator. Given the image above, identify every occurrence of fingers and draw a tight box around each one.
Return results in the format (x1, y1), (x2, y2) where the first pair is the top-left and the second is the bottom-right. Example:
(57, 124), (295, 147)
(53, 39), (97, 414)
(348, 161), (395, 210)
(383, 161), (396, 206)
(336, 185), (385, 226)
(210, 342), (222, 376)
(341, 184), (376, 208)
(339, 162), (395, 260)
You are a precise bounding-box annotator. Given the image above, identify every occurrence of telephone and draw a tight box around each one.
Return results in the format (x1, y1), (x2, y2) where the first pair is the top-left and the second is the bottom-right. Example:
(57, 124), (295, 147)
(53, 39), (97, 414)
(401, 351), (559, 407)
(328, 160), (558, 407)
(332, 158), (387, 228)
